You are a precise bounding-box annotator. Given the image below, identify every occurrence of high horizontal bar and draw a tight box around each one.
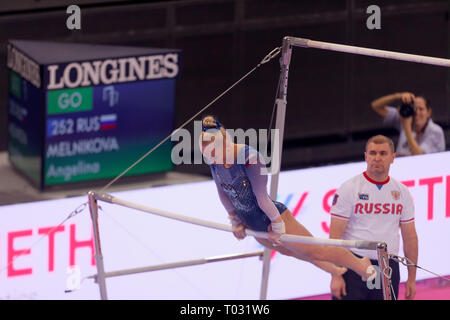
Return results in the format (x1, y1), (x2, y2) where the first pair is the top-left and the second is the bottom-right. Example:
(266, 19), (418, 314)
(93, 192), (379, 250)
(285, 36), (450, 67)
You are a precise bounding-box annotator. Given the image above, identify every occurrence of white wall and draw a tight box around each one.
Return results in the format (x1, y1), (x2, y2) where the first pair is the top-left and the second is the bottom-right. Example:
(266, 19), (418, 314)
(0, 151), (449, 299)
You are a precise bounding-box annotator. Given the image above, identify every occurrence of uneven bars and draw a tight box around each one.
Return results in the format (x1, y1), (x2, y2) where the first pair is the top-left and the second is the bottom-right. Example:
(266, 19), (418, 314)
(285, 37), (450, 67)
(88, 251), (264, 280)
(93, 192), (379, 250)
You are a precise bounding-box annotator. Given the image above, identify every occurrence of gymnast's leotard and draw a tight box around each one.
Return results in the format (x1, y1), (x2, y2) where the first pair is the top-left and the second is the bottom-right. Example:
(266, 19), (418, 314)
(210, 145), (287, 232)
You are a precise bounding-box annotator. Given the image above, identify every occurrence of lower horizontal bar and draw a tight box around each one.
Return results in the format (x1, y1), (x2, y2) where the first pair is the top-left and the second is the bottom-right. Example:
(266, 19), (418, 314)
(88, 251), (264, 280)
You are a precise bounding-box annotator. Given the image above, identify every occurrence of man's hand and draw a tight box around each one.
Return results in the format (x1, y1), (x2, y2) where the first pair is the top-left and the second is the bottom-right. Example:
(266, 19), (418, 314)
(232, 224), (246, 240)
(400, 222), (418, 299)
(405, 279), (416, 300)
(330, 275), (347, 300)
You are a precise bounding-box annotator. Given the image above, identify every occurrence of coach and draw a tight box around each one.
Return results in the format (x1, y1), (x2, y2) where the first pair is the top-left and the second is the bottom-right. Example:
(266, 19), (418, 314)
(329, 135), (418, 300)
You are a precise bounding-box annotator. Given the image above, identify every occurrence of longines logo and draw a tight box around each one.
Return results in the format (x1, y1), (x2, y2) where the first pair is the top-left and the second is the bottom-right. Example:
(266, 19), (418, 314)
(46, 53), (179, 90)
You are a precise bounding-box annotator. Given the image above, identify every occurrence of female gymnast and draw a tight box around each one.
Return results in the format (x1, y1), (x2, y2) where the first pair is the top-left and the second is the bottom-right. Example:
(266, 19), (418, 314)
(200, 115), (373, 279)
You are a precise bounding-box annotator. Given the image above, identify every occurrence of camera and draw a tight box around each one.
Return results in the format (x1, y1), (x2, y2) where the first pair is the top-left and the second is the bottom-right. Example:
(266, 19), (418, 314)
(399, 101), (416, 118)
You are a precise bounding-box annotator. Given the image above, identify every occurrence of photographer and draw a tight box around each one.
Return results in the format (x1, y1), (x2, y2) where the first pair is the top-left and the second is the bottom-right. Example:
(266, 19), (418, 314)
(371, 92), (445, 156)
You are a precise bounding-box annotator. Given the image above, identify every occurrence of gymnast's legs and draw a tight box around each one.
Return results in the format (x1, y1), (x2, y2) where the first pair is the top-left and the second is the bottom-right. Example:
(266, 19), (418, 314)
(253, 209), (373, 279)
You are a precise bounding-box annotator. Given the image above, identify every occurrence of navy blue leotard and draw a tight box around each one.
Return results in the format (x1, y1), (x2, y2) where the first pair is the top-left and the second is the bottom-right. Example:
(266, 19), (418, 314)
(210, 145), (287, 232)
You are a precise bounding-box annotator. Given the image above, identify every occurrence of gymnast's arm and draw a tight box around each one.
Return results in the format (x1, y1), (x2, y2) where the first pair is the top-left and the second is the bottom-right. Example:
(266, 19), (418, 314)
(244, 160), (283, 225)
(210, 168), (242, 226)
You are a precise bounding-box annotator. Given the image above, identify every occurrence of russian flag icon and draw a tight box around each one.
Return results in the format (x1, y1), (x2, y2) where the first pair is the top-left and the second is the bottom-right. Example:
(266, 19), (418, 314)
(100, 114), (117, 130)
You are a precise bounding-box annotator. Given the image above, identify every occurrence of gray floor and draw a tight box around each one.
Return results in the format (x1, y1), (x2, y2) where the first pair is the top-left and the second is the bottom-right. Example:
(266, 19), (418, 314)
(0, 151), (208, 206)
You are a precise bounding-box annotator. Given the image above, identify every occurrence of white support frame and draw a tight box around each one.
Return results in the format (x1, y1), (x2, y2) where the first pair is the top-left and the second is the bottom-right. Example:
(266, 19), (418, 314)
(87, 191), (108, 300)
(87, 36), (450, 300)
(88, 191), (380, 300)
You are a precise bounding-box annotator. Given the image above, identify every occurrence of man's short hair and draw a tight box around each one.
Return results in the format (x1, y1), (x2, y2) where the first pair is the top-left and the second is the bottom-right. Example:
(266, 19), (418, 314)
(366, 135), (395, 153)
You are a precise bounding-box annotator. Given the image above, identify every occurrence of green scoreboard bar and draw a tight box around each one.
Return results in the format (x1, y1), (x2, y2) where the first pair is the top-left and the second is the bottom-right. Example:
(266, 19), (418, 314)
(7, 40), (181, 189)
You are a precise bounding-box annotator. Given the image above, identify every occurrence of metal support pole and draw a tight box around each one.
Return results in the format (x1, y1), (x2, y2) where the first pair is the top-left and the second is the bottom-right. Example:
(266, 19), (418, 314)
(259, 247), (272, 300)
(377, 242), (392, 300)
(259, 37), (292, 300)
(88, 191), (108, 300)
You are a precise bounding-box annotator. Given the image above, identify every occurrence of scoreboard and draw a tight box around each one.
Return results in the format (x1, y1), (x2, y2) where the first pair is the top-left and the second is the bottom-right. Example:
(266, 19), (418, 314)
(7, 40), (181, 189)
